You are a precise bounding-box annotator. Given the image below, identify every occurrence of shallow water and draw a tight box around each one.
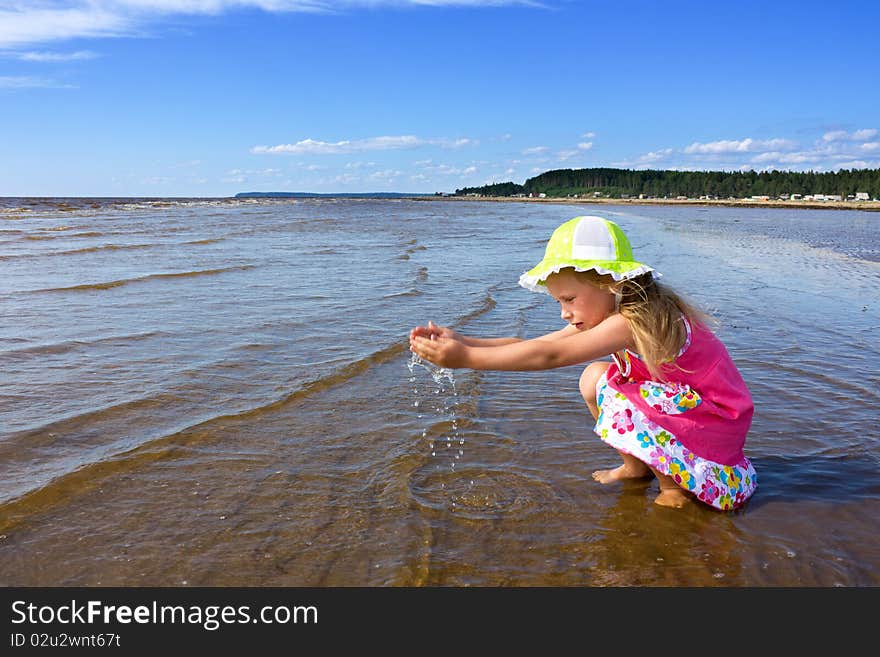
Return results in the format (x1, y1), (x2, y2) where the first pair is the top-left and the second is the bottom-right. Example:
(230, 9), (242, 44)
(1, 197), (878, 586)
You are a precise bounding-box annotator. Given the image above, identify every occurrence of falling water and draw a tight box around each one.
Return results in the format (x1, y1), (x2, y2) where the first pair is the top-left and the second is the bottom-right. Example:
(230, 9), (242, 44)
(407, 353), (465, 483)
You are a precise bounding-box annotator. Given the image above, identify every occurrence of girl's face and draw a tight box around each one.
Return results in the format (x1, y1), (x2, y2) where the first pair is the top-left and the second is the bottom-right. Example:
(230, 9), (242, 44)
(545, 269), (616, 331)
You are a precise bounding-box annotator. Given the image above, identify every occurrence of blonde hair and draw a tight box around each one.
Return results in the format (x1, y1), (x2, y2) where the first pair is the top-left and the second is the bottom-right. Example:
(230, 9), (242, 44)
(574, 269), (713, 380)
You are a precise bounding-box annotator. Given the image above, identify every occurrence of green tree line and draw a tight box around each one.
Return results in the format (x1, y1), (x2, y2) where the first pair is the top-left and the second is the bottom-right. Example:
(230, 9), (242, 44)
(456, 167), (880, 199)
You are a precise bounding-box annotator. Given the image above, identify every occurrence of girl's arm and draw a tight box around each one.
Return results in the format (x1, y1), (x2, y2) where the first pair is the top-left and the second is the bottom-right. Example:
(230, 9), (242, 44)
(411, 314), (632, 371)
(410, 321), (577, 348)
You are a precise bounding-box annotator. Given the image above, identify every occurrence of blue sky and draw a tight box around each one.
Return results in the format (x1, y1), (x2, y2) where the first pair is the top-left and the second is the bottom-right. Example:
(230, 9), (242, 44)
(1, 0), (878, 196)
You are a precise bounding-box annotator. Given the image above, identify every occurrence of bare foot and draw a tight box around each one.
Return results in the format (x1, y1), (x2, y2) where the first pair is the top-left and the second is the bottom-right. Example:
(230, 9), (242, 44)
(592, 463), (653, 484)
(654, 486), (690, 508)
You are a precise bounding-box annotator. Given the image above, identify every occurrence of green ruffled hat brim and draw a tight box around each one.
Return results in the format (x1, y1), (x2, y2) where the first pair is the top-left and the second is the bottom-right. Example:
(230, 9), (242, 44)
(518, 259), (658, 293)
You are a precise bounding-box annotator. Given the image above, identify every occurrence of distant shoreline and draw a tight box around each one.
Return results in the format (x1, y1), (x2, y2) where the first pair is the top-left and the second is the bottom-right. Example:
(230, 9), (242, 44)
(413, 195), (880, 212)
(2, 195), (877, 213)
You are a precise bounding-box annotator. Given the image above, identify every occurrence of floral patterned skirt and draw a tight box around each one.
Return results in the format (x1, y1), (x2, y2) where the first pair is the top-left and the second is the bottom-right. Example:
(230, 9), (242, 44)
(594, 372), (757, 511)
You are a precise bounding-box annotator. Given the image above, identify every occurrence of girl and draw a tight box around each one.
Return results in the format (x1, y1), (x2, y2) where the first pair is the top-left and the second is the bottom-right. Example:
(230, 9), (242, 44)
(410, 215), (756, 510)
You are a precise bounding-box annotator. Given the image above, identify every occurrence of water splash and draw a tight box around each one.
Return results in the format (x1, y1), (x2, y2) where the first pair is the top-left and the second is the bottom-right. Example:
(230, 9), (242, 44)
(407, 353), (464, 480)
(407, 352), (455, 384)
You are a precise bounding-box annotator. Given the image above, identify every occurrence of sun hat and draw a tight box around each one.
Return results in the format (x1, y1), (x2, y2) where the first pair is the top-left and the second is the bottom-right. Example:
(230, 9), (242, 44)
(518, 215), (658, 293)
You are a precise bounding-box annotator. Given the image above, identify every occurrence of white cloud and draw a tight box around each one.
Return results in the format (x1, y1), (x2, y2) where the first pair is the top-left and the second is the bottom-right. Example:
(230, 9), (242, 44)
(577, 141), (593, 150)
(556, 149), (580, 161)
(684, 137), (797, 154)
(252, 135), (477, 155)
(0, 75), (72, 88)
(170, 159), (202, 168)
(637, 148), (673, 164)
(835, 160), (871, 169)
(369, 169), (403, 181)
(750, 151), (821, 165)
(522, 146), (548, 155)
(822, 128), (877, 142)
(0, 1), (536, 49)
(10, 49), (99, 61)
(443, 138), (475, 148)
(582, 132), (595, 138)
(822, 130), (848, 142)
(671, 129), (880, 172)
(416, 162), (478, 176)
(252, 135), (425, 154)
(0, 4), (130, 49)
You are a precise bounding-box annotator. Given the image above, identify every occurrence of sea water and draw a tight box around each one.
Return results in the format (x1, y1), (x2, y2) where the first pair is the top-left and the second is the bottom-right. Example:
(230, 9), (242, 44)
(1, 197), (878, 585)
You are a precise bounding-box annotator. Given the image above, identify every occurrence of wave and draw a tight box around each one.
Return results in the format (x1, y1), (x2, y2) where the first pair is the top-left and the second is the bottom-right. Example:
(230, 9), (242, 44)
(25, 231), (104, 240)
(383, 289), (423, 299)
(453, 289), (497, 328)
(0, 331), (168, 360)
(183, 238), (225, 245)
(0, 243), (161, 260)
(28, 265), (255, 294)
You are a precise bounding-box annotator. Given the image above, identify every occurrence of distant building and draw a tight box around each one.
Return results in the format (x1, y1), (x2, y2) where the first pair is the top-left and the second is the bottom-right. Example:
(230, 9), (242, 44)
(855, 192), (870, 201)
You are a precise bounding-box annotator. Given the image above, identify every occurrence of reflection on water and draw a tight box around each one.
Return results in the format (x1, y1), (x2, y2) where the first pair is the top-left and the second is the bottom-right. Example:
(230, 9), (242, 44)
(1, 198), (878, 586)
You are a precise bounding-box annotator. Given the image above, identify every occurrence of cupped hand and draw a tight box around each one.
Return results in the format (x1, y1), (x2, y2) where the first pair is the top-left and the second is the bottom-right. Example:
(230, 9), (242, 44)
(409, 334), (468, 369)
(409, 320), (459, 342)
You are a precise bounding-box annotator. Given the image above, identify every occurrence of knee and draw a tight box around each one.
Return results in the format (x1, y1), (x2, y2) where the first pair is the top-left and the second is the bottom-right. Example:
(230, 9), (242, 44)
(579, 361), (610, 404)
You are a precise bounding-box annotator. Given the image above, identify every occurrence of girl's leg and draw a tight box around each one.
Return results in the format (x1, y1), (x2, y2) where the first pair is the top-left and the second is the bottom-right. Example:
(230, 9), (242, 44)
(592, 450), (653, 483)
(578, 361), (611, 421)
(652, 469), (691, 508)
(579, 362), (653, 484)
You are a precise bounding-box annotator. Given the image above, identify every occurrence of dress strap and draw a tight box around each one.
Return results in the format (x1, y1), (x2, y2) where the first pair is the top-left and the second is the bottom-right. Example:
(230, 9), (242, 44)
(611, 350), (631, 377)
(676, 315), (693, 358)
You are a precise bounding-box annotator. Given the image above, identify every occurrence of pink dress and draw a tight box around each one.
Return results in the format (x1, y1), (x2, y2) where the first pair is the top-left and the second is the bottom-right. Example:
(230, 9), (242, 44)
(594, 316), (757, 510)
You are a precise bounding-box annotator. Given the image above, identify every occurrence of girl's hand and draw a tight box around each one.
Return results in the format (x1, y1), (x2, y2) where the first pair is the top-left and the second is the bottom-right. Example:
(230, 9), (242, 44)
(409, 320), (460, 343)
(410, 335), (468, 369)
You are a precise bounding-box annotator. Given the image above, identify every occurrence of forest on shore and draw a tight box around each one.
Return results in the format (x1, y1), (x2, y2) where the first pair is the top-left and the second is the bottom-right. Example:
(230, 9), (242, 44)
(455, 167), (880, 200)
